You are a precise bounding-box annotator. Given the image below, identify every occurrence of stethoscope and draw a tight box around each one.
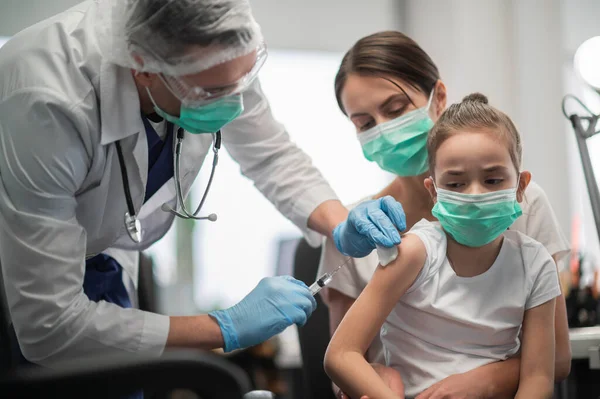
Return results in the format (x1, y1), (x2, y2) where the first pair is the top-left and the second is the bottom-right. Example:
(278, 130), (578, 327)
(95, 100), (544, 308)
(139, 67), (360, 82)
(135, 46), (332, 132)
(115, 126), (220, 243)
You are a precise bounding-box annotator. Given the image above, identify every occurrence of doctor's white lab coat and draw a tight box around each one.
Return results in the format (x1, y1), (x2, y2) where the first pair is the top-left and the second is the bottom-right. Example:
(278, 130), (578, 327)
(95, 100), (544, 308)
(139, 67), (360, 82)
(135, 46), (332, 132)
(0, 2), (337, 366)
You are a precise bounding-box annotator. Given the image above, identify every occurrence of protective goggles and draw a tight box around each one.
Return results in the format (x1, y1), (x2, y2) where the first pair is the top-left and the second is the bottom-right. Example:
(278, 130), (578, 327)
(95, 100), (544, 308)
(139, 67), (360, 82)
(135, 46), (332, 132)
(160, 42), (268, 106)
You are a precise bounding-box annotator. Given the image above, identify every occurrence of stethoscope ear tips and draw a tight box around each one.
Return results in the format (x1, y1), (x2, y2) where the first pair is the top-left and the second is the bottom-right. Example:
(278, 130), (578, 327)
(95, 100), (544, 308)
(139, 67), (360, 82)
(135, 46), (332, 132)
(207, 213), (217, 222)
(161, 203), (171, 212)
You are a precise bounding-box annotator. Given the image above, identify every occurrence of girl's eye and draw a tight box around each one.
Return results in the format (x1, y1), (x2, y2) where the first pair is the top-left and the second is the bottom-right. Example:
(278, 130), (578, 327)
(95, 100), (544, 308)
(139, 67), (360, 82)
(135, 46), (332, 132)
(445, 182), (464, 188)
(485, 179), (504, 185)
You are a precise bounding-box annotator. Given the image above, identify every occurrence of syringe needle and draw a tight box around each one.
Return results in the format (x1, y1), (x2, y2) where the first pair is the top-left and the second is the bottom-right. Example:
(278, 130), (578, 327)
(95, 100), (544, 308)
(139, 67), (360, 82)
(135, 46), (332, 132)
(309, 257), (352, 296)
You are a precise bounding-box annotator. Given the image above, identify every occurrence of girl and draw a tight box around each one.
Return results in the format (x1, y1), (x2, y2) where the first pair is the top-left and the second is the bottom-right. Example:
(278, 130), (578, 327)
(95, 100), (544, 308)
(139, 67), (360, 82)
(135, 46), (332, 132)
(324, 93), (560, 399)
(319, 31), (571, 397)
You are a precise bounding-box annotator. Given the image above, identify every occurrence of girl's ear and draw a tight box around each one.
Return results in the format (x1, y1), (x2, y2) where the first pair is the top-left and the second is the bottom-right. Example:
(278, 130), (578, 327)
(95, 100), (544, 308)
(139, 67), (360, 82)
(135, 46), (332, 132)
(517, 171), (532, 202)
(424, 176), (437, 203)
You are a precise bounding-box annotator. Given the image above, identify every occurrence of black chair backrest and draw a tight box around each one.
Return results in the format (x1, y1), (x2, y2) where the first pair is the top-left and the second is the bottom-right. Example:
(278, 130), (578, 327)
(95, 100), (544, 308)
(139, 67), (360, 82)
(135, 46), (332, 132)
(138, 252), (158, 313)
(0, 258), (19, 375)
(292, 239), (336, 399)
(1, 349), (252, 399)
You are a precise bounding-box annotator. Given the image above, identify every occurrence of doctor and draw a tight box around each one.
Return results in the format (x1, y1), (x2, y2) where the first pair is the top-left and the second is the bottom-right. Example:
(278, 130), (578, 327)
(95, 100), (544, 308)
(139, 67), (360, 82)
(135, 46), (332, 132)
(0, 0), (406, 371)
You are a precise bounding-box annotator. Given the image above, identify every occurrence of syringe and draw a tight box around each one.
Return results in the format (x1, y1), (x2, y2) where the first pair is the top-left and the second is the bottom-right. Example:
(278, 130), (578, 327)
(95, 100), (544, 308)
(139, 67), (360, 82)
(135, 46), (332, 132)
(308, 246), (399, 296)
(309, 257), (352, 296)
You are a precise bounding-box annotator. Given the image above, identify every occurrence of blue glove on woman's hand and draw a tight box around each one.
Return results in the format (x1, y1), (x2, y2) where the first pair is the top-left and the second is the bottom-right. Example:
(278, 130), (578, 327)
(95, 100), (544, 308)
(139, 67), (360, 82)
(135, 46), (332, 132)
(333, 196), (406, 258)
(209, 276), (317, 352)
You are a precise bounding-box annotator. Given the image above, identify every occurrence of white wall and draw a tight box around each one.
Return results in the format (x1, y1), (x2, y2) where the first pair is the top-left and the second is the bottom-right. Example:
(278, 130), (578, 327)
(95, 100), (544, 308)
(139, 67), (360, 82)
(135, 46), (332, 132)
(561, 0), (600, 56)
(0, 0), (403, 49)
(249, 0), (402, 52)
(404, 0), (515, 113)
(512, 0), (570, 234)
(0, 0), (80, 36)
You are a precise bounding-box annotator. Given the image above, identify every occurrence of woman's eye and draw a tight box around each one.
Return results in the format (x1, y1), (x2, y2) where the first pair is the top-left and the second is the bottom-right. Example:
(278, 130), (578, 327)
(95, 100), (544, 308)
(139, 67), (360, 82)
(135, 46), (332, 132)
(486, 179), (504, 185)
(389, 107), (407, 116)
(359, 120), (375, 131)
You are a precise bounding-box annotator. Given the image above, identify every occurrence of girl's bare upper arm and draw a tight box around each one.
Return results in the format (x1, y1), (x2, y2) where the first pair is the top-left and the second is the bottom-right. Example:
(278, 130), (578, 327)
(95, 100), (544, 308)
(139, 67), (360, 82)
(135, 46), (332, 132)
(521, 299), (556, 378)
(515, 299), (556, 398)
(327, 233), (428, 356)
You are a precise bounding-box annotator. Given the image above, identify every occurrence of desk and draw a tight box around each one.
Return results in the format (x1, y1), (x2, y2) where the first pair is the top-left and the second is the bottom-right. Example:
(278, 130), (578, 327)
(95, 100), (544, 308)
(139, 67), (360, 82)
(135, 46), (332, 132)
(569, 326), (600, 369)
(564, 326), (600, 399)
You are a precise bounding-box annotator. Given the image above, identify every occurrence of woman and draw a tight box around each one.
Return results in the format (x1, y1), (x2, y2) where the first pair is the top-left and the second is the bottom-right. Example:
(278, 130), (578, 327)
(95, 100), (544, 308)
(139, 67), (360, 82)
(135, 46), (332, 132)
(318, 31), (571, 398)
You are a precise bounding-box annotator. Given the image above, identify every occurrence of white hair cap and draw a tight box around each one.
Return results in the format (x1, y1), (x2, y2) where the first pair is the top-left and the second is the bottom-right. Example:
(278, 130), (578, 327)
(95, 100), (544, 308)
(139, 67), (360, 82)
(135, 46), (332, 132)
(93, 0), (263, 76)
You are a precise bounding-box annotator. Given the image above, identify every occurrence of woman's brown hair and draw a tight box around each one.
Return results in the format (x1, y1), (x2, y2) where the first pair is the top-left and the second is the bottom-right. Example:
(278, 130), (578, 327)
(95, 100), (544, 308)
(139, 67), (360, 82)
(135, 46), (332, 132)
(334, 31), (440, 114)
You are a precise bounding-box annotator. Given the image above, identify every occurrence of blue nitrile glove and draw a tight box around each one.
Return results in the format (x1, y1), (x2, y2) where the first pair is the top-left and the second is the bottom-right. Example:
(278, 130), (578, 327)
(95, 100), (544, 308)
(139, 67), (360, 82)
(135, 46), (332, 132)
(209, 276), (317, 352)
(333, 196), (406, 257)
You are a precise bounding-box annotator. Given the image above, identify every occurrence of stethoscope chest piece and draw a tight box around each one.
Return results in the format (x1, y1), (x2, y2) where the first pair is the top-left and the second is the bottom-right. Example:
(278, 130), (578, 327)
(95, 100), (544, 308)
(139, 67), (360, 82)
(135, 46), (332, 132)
(124, 212), (142, 243)
(116, 126), (220, 244)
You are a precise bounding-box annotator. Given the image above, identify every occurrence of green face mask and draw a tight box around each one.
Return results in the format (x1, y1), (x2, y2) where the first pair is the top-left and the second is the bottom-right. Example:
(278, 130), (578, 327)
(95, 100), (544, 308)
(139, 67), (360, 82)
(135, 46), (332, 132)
(146, 88), (244, 134)
(432, 183), (523, 247)
(358, 91), (434, 177)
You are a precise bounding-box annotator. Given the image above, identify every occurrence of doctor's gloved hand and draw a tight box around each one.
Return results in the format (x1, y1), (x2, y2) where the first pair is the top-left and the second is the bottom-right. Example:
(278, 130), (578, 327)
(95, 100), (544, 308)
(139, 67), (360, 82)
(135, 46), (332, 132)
(208, 276), (317, 352)
(333, 196), (406, 258)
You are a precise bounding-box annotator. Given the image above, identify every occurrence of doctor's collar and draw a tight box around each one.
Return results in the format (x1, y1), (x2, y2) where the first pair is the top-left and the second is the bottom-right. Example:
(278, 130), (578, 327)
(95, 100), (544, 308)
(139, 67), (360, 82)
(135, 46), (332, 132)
(99, 61), (146, 146)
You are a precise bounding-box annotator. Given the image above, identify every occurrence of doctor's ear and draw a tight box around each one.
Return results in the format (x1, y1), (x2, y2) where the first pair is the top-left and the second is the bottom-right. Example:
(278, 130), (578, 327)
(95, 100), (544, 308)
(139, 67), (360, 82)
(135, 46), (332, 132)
(130, 54), (162, 88)
(131, 69), (159, 88)
(424, 177), (437, 202)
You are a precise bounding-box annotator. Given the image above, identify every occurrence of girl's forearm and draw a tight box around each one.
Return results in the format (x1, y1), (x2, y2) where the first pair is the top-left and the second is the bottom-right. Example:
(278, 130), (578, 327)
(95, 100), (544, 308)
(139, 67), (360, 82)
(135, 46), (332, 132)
(325, 350), (401, 399)
(515, 375), (554, 399)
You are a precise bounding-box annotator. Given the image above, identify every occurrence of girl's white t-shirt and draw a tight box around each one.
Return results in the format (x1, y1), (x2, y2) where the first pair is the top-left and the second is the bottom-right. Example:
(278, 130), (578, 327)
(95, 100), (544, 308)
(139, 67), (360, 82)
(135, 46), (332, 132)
(318, 181), (570, 364)
(382, 219), (561, 397)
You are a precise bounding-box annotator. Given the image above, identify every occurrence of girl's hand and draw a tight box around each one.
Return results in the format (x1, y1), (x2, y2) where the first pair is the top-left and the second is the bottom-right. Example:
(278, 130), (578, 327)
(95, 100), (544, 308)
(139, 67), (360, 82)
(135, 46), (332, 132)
(337, 363), (405, 399)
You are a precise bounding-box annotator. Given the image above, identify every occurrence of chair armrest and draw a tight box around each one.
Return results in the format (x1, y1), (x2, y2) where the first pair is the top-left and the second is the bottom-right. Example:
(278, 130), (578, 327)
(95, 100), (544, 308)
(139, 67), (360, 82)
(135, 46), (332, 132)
(0, 349), (251, 399)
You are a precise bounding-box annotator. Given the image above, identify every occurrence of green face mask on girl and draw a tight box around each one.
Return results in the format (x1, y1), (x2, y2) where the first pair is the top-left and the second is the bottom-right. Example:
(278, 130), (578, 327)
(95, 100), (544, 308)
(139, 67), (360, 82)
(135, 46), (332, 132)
(431, 180), (523, 247)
